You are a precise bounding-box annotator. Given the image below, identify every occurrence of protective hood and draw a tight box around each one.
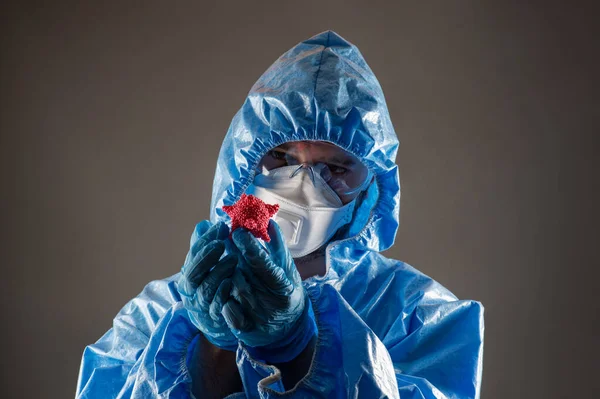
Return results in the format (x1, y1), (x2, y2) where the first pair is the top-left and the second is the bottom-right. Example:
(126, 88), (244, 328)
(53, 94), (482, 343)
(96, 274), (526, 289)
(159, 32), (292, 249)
(210, 30), (400, 276)
(76, 33), (484, 399)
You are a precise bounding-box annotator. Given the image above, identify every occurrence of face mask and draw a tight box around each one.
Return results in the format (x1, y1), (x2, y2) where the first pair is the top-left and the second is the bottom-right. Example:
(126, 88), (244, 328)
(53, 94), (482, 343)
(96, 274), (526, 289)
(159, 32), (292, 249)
(245, 164), (357, 258)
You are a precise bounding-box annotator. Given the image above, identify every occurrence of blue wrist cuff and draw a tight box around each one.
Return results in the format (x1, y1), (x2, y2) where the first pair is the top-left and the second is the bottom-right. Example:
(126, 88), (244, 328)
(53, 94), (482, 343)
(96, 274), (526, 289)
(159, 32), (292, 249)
(243, 295), (317, 363)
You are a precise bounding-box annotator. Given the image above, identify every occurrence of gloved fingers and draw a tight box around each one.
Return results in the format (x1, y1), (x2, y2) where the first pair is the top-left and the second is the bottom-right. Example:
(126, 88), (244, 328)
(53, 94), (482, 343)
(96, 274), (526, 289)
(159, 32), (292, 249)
(213, 221), (230, 240)
(221, 238), (268, 297)
(227, 238), (270, 292)
(190, 221), (229, 257)
(177, 273), (197, 301)
(264, 220), (288, 257)
(197, 254), (237, 307)
(209, 278), (233, 322)
(190, 220), (213, 248)
(184, 240), (226, 290)
(231, 267), (263, 310)
(232, 229), (293, 295)
(181, 221), (216, 286)
(235, 256), (270, 295)
(265, 220), (300, 283)
(231, 228), (268, 262)
(239, 255), (294, 299)
(222, 298), (254, 332)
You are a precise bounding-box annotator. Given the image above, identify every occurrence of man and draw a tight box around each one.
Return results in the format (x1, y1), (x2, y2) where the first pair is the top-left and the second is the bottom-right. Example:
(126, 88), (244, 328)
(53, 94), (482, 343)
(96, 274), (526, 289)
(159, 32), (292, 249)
(76, 30), (484, 399)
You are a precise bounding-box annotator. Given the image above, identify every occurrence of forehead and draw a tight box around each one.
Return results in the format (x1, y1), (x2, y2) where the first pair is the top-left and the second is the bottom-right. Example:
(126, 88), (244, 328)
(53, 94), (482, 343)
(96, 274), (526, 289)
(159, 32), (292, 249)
(276, 141), (359, 165)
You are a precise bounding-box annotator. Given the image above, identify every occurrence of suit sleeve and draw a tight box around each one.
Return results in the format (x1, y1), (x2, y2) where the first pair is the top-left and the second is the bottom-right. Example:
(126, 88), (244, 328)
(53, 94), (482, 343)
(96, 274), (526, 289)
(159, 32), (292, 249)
(233, 282), (400, 398)
(346, 260), (485, 399)
(389, 299), (484, 399)
(75, 275), (199, 399)
(234, 262), (484, 399)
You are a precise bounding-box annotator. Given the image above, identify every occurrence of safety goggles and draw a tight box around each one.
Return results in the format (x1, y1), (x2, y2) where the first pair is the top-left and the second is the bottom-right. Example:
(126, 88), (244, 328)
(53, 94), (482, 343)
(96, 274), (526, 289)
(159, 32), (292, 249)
(257, 142), (372, 198)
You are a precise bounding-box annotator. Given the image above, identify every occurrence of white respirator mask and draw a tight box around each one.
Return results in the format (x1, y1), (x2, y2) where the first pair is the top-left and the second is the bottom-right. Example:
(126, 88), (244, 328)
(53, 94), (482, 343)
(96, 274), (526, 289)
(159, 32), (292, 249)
(245, 164), (358, 258)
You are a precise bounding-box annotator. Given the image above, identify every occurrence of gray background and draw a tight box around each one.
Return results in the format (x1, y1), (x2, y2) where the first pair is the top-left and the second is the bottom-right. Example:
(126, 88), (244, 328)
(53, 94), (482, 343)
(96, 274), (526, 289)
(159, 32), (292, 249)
(1, 1), (598, 398)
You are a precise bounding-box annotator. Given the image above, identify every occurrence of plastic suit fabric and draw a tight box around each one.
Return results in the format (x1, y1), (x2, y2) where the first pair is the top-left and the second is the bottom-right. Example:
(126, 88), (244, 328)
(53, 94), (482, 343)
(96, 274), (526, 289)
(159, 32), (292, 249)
(76, 30), (484, 398)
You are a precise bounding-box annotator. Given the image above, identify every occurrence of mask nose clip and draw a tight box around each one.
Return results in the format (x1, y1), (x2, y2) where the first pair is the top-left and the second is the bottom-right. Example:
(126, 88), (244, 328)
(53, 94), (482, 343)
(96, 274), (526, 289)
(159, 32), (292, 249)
(289, 163), (316, 185)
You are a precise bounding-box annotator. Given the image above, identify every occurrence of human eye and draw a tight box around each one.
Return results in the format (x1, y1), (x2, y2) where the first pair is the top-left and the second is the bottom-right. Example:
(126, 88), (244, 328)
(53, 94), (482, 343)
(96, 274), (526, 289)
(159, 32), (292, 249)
(328, 164), (348, 175)
(268, 149), (287, 161)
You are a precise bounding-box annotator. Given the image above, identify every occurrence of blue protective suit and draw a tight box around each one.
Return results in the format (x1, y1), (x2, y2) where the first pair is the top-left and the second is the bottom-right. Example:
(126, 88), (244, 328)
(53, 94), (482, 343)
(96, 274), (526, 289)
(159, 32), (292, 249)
(76, 31), (484, 399)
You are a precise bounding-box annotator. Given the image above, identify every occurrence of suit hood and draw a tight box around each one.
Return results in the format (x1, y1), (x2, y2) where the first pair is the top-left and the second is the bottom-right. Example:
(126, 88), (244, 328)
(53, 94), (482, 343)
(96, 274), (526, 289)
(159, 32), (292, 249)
(210, 30), (400, 273)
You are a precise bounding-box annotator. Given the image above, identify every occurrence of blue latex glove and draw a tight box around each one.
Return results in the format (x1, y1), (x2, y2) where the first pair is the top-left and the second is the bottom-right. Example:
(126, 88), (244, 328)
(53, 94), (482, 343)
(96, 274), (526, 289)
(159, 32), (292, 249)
(222, 220), (317, 363)
(177, 220), (238, 351)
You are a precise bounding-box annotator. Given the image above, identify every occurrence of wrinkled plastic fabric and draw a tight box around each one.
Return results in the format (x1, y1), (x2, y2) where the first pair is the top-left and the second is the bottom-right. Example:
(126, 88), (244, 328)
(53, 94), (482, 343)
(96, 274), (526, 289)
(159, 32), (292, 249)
(177, 221), (239, 351)
(224, 223), (317, 363)
(76, 30), (484, 398)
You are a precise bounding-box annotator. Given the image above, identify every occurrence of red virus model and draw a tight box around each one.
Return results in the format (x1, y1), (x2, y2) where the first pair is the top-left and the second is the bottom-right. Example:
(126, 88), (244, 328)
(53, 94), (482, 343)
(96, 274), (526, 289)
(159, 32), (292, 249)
(222, 194), (279, 242)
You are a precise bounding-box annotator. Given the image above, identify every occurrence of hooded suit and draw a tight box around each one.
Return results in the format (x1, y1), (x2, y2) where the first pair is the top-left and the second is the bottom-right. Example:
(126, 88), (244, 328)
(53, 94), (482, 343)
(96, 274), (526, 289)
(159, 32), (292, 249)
(77, 30), (484, 399)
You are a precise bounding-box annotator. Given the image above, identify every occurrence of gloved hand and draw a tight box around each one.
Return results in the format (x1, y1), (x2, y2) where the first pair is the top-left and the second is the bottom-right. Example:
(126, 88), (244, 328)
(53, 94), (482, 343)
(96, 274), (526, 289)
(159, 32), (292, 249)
(177, 220), (238, 351)
(222, 220), (317, 363)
